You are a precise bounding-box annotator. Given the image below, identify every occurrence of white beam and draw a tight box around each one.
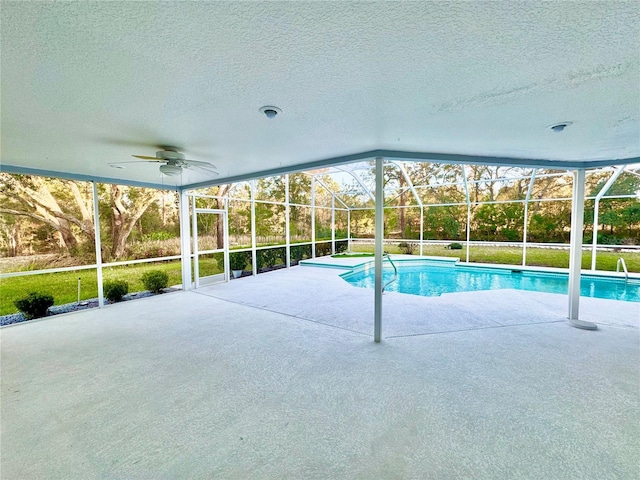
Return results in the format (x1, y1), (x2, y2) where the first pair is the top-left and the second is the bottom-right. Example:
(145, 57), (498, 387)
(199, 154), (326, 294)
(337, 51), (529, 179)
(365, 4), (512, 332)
(92, 182), (104, 307)
(285, 174), (291, 268)
(251, 180), (257, 276)
(461, 164), (471, 262)
(374, 157), (384, 343)
(522, 169), (537, 266)
(191, 195), (200, 288)
(331, 194), (336, 255)
(311, 176), (316, 258)
(223, 198), (230, 282)
(178, 191), (192, 291)
(568, 169), (596, 330)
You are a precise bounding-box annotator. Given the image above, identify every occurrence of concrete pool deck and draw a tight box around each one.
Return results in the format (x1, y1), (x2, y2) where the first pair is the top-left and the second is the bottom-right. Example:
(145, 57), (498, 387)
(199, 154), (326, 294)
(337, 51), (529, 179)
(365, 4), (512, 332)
(1, 262), (638, 479)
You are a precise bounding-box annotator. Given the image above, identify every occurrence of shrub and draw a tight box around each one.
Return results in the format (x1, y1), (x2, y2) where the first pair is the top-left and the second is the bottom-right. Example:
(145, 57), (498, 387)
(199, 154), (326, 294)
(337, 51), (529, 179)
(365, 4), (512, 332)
(315, 242), (332, 257)
(447, 242), (463, 250)
(104, 280), (129, 302)
(230, 251), (250, 271)
(141, 270), (169, 293)
(335, 241), (348, 254)
(398, 241), (417, 255)
(14, 292), (54, 319)
(290, 244), (312, 261)
(257, 247), (284, 270)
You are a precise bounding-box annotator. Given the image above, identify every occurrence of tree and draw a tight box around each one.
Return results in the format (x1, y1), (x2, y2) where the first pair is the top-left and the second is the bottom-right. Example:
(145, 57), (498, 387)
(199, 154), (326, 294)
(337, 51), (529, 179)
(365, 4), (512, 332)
(0, 174), (94, 255)
(105, 184), (165, 260)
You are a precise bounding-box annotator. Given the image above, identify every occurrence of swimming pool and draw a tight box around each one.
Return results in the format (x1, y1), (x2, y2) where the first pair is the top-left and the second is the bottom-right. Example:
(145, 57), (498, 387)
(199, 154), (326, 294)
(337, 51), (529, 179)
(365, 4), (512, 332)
(340, 260), (640, 302)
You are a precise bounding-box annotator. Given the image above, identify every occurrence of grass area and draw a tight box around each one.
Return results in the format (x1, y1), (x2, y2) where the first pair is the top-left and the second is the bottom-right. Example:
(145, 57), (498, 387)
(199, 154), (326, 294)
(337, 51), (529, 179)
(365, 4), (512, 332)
(350, 243), (640, 272)
(1, 259), (220, 316)
(2, 245), (636, 315)
(332, 253), (375, 258)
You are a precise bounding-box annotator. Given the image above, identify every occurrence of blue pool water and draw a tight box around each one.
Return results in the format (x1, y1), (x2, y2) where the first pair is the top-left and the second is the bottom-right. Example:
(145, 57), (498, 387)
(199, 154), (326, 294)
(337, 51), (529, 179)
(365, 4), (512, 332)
(340, 260), (640, 302)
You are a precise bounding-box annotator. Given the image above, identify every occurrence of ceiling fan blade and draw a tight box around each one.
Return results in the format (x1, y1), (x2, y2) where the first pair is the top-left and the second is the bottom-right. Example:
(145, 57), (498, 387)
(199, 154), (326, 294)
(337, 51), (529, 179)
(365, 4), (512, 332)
(190, 165), (220, 176)
(183, 159), (218, 169)
(109, 160), (161, 166)
(132, 155), (161, 161)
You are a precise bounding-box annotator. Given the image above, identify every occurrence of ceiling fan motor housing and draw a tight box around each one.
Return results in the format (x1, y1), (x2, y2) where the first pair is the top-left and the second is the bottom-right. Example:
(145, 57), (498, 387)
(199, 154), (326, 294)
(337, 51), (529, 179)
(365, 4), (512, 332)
(156, 149), (185, 161)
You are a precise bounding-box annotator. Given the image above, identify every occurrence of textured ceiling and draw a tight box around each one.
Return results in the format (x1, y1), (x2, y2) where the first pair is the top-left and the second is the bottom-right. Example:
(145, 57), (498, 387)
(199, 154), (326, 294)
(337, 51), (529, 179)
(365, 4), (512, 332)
(2, 1), (639, 189)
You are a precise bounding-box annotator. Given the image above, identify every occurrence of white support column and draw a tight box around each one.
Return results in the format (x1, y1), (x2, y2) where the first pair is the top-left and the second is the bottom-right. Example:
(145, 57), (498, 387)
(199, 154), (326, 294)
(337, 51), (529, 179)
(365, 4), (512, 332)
(179, 190), (192, 291)
(251, 180), (257, 276)
(462, 164), (471, 263)
(223, 197), (230, 282)
(92, 182), (104, 307)
(192, 195), (200, 288)
(347, 209), (351, 253)
(419, 206), (424, 256)
(331, 195), (336, 255)
(568, 169), (596, 330)
(522, 169), (537, 266)
(285, 174), (291, 268)
(311, 176), (316, 258)
(374, 157), (384, 343)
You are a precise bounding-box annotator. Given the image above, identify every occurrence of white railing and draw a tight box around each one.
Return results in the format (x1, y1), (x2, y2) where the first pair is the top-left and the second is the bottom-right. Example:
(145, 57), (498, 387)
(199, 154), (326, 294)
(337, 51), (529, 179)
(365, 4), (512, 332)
(617, 257), (629, 280)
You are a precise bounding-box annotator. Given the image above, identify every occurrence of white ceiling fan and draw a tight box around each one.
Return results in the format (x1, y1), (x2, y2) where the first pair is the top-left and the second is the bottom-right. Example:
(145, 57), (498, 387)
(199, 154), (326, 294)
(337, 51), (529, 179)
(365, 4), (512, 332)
(109, 147), (219, 177)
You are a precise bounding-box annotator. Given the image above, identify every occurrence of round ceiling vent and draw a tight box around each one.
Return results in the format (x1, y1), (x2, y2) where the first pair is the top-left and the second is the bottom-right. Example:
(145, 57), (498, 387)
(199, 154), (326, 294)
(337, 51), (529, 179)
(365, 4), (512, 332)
(259, 105), (282, 119)
(548, 122), (573, 132)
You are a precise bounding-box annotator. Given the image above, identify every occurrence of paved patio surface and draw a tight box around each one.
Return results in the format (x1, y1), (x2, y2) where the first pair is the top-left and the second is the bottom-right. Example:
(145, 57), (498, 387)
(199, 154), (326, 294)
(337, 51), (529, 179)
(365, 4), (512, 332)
(1, 264), (638, 479)
(200, 262), (639, 337)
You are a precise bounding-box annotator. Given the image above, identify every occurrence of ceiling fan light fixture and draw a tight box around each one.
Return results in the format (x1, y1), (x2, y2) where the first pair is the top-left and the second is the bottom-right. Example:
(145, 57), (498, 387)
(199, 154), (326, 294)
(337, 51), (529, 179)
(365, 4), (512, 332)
(159, 164), (182, 176)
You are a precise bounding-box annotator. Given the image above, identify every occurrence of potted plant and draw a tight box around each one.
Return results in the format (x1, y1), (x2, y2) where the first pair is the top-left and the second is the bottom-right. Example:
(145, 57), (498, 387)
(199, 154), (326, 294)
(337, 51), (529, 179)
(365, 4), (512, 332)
(229, 251), (248, 278)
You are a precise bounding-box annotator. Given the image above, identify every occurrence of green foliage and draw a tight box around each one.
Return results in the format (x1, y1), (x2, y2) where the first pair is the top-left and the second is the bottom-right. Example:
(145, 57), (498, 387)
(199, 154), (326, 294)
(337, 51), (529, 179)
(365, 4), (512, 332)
(14, 291), (54, 319)
(142, 231), (175, 242)
(398, 241), (417, 255)
(104, 280), (129, 302)
(315, 242), (332, 257)
(290, 244), (312, 261)
(335, 240), (348, 254)
(447, 242), (463, 250)
(229, 251), (250, 271)
(257, 247), (285, 269)
(141, 270), (169, 293)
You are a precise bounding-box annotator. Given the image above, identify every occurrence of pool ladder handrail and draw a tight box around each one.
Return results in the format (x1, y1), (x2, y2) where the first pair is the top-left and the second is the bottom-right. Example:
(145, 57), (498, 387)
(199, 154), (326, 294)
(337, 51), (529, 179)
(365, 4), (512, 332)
(382, 253), (398, 292)
(616, 257), (628, 280)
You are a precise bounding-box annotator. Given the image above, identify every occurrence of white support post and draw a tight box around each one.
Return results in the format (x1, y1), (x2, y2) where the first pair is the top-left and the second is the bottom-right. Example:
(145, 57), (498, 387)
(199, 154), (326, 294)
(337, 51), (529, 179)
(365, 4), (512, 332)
(419, 206), (424, 256)
(179, 190), (192, 291)
(331, 195), (336, 255)
(251, 180), (257, 276)
(223, 197), (230, 282)
(347, 209), (351, 253)
(311, 176), (316, 258)
(568, 169), (596, 330)
(285, 174), (291, 268)
(462, 164), (471, 263)
(192, 195), (200, 288)
(92, 182), (104, 307)
(374, 157), (384, 343)
(522, 169), (537, 266)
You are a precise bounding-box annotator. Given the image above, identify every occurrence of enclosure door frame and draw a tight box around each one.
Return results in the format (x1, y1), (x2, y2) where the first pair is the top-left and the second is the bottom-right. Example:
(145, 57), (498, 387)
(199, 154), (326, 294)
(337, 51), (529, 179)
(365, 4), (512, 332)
(192, 203), (229, 288)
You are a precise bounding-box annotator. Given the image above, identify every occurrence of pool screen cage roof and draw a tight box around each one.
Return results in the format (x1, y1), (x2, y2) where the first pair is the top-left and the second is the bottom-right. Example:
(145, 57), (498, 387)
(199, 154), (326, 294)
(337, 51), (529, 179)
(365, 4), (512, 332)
(193, 160), (640, 208)
(191, 160), (639, 232)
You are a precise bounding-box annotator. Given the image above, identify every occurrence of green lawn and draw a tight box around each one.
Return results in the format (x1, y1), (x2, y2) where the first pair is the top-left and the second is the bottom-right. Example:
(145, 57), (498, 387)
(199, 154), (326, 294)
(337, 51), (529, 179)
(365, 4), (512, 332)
(1, 260), (221, 316)
(1, 246), (636, 316)
(350, 243), (640, 272)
